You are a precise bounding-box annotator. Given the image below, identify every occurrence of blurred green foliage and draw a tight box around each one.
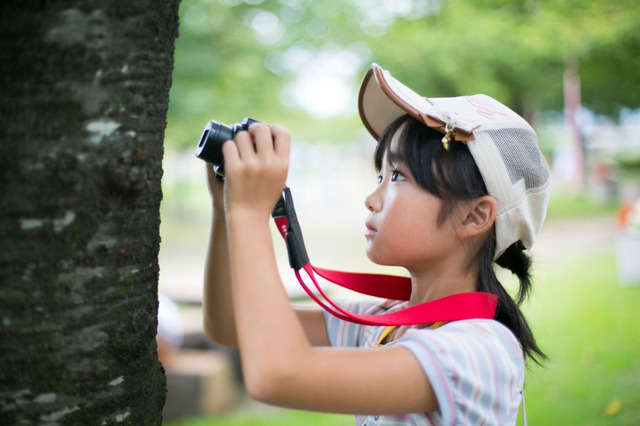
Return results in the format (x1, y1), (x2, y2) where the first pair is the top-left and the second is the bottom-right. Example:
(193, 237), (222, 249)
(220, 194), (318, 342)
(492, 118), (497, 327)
(165, 0), (640, 150)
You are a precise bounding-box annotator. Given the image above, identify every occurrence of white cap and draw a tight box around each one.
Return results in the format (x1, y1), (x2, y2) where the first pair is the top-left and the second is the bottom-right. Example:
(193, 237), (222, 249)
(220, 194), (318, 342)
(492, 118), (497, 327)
(358, 63), (550, 259)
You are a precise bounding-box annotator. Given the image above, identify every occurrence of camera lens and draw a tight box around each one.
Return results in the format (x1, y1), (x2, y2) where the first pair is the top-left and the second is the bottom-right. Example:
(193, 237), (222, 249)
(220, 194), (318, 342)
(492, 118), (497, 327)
(195, 118), (261, 180)
(196, 120), (234, 166)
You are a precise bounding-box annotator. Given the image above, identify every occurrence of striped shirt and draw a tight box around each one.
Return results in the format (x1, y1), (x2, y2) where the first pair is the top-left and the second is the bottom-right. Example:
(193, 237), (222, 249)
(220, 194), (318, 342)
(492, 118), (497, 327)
(323, 299), (525, 425)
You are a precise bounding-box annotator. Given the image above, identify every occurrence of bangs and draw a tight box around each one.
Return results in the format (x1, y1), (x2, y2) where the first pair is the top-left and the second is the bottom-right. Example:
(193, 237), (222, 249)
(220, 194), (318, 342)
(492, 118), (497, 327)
(374, 114), (489, 223)
(374, 115), (446, 198)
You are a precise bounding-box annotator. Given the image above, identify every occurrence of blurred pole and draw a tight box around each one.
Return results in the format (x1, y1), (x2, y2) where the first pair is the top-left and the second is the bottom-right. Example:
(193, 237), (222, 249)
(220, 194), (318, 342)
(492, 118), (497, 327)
(563, 55), (584, 195)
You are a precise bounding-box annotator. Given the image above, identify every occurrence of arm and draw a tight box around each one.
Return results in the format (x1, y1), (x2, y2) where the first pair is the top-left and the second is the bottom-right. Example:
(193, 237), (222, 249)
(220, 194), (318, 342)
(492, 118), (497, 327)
(222, 124), (437, 414)
(202, 165), (238, 347)
(202, 146), (330, 348)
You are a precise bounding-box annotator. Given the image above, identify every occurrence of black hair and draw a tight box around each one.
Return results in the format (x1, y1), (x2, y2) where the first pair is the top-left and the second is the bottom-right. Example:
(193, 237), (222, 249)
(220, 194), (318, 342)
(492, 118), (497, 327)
(375, 114), (546, 365)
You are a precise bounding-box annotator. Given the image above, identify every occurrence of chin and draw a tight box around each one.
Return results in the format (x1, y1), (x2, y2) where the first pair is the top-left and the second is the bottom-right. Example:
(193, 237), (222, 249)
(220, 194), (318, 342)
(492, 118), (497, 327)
(365, 249), (393, 266)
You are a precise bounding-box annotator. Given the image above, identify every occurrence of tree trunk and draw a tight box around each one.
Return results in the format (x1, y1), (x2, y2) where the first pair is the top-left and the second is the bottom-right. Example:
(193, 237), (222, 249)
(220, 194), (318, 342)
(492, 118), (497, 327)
(0, 1), (180, 424)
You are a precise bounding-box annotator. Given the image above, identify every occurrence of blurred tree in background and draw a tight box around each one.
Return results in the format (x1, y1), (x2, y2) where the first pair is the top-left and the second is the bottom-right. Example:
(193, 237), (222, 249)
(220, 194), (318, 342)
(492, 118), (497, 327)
(166, 0), (640, 150)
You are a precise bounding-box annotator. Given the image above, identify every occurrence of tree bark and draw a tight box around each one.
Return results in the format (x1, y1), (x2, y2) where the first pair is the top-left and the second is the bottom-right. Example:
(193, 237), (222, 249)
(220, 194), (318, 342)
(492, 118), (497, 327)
(0, 1), (180, 424)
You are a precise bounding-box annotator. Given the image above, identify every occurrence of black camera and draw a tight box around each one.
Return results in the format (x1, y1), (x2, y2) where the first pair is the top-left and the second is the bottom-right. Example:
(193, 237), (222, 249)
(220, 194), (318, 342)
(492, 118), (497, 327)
(196, 117), (260, 179)
(196, 117), (309, 269)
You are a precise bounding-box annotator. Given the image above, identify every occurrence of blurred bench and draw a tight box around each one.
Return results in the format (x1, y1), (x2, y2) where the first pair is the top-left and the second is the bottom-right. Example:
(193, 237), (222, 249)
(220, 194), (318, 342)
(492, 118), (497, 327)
(162, 349), (238, 419)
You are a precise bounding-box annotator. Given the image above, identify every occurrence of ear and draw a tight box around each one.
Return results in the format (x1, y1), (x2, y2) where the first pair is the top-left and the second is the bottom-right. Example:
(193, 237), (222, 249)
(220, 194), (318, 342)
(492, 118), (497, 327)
(456, 196), (498, 240)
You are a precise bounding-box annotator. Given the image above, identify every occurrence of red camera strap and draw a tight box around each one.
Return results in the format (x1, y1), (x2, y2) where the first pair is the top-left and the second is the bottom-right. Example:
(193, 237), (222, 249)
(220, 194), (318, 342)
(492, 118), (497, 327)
(273, 214), (497, 326)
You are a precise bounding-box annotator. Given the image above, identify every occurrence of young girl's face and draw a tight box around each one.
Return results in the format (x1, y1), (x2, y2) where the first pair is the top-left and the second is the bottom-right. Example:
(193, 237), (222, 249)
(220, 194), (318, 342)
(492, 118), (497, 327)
(364, 127), (460, 271)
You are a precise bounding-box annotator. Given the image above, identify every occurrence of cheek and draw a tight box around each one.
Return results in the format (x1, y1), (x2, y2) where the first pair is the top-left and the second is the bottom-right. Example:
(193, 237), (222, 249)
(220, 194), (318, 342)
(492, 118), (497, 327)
(391, 201), (433, 238)
(367, 212), (427, 261)
(387, 203), (448, 254)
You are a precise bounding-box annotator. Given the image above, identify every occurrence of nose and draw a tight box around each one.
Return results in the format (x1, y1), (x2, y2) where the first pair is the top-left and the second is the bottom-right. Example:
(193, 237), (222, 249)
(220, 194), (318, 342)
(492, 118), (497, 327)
(365, 186), (381, 212)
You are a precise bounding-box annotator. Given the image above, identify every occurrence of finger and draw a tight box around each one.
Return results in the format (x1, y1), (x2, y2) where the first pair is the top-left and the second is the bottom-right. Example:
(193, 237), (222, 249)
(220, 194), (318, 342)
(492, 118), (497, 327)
(249, 123), (274, 158)
(221, 137), (240, 168)
(233, 130), (256, 159)
(271, 125), (291, 161)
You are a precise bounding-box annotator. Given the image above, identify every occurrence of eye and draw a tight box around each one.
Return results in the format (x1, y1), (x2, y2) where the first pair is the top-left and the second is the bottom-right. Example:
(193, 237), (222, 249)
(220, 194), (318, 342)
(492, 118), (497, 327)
(390, 170), (406, 182)
(377, 174), (383, 184)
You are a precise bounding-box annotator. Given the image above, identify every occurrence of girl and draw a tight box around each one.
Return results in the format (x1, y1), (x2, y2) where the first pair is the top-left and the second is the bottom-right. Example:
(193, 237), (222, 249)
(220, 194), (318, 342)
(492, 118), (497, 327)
(202, 63), (550, 425)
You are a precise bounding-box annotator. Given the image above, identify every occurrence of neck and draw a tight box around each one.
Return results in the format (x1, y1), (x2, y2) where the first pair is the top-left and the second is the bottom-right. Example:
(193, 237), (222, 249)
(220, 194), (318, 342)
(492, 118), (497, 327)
(407, 263), (478, 306)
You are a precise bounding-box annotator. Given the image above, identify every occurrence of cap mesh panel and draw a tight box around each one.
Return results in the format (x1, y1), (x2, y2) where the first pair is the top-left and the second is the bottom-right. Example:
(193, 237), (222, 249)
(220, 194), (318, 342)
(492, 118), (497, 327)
(486, 128), (549, 190)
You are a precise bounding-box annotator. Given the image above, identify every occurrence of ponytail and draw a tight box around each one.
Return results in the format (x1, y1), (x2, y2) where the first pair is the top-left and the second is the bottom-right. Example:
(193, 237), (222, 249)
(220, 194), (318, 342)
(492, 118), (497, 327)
(496, 241), (532, 305)
(478, 236), (546, 365)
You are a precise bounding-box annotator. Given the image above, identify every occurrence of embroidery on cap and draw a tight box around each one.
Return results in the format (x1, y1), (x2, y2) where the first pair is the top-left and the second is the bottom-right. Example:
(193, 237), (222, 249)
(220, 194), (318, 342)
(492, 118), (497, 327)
(465, 95), (508, 120)
(442, 121), (456, 151)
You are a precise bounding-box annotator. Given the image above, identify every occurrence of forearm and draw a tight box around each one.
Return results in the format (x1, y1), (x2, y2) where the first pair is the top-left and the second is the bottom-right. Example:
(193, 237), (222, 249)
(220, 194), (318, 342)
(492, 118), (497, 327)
(226, 210), (312, 394)
(202, 207), (238, 347)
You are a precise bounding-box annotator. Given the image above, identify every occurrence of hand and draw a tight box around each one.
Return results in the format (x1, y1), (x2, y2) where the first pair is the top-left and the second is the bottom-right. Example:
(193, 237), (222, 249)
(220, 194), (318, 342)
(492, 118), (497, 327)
(222, 123), (290, 218)
(205, 163), (225, 211)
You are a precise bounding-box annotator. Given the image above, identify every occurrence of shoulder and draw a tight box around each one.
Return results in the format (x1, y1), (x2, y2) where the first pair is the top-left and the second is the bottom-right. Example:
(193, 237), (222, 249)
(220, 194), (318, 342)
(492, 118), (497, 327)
(323, 299), (406, 347)
(398, 320), (524, 375)
(401, 319), (522, 359)
(397, 320), (524, 424)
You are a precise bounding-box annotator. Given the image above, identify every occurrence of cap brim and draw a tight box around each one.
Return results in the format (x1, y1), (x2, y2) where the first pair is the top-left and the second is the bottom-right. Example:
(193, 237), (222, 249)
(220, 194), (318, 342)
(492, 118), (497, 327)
(358, 64), (476, 142)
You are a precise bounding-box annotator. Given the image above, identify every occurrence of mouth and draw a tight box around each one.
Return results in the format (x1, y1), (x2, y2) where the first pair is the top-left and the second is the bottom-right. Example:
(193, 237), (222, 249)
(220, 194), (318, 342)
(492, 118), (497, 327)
(365, 221), (377, 237)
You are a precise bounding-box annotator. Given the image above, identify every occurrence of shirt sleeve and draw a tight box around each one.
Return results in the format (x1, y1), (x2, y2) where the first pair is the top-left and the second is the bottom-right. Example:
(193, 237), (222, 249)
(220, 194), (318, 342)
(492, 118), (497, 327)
(322, 298), (384, 348)
(397, 320), (525, 425)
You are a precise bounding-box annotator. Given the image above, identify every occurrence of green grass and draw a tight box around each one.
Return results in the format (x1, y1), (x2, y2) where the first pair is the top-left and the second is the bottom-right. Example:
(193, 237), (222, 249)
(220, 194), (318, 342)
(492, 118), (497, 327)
(546, 191), (620, 221)
(165, 251), (640, 425)
(165, 407), (350, 426)
(523, 252), (640, 425)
